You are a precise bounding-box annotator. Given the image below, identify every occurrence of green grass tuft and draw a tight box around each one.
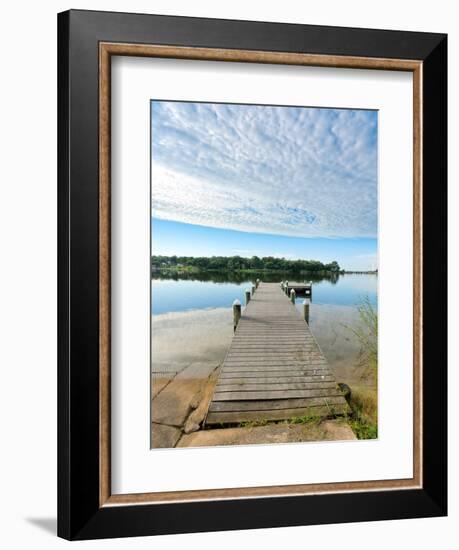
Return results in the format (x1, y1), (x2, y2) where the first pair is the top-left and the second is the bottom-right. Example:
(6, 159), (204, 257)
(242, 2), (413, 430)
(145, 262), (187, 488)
(345, 386), (378, 439)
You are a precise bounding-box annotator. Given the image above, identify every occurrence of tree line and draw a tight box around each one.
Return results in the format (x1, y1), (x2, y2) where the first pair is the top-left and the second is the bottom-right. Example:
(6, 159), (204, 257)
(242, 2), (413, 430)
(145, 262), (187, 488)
(151, 255), (341, 273)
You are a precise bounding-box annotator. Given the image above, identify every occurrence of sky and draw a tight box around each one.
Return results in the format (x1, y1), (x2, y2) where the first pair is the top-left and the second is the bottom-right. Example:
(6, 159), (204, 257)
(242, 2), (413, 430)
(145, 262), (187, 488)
(151, 101), (378, 270)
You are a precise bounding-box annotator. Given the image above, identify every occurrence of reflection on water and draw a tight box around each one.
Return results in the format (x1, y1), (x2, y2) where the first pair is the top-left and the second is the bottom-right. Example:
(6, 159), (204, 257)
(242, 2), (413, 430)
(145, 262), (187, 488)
(152, 269), (340, 284)
(151, 271), (377, 314)
(151, 272), (377, 385)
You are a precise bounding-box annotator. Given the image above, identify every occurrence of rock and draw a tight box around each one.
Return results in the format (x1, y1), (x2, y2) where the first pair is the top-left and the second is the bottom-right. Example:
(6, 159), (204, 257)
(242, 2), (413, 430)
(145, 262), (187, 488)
(183, 421), (200, 434)
(151, 377), (170, 398)
(151, 423), (182, 448)
(183, 365), (220, 433)
(178, 420), (356, 448)
(151, 362), (218, 427)
(321, 420), (356, 440)
(189, 392), (201, 410)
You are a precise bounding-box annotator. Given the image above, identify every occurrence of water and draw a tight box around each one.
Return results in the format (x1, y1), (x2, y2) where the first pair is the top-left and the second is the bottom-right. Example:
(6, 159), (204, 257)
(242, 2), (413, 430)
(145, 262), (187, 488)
(151, 272), (377, 314)
(151, 272), (377, 385)
(152, 278), (251, 314)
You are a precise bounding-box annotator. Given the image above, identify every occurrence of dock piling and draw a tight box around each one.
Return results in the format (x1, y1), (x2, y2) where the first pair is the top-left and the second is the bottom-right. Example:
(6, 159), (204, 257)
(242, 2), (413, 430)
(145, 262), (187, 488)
(245, 289), (251, 305)
(232, 299), (241, 331)
(256, 278), (260, 289)
(302, 299), (310, 324)
(290, 288), (296, 304)
(251, 284), (256, 296)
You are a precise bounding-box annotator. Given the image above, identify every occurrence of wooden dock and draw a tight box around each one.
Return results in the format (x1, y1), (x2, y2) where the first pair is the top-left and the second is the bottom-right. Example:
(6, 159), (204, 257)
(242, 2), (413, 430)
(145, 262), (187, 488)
(205, 282), (349, 426)
(283, 281), (312, 295)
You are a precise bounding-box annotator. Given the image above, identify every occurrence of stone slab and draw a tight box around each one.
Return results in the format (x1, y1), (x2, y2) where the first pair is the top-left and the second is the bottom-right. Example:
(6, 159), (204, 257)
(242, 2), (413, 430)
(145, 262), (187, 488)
(151, 423), (182, 448)
(177, 420), (356, 447)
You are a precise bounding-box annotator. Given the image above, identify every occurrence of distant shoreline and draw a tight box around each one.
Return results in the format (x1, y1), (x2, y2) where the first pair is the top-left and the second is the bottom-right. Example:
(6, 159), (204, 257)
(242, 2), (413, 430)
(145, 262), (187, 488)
(342, 270), (378, 275)
(151, 266), (377, 276)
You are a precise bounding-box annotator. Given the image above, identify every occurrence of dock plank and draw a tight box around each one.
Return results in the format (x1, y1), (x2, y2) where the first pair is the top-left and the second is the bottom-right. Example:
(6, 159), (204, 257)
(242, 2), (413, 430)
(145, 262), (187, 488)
(206, 405), (348, 425)
(212, 388), (343, 401)
(209, 396), (347, 412)
(218, 376), (335, 384)
(215, 383), (338, 393)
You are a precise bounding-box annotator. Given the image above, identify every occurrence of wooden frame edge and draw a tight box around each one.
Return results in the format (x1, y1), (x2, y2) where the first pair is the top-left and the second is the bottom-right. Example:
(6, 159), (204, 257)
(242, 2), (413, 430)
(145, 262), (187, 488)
(99, 42), (423, 507)
(100, 43), (111, 506)
(413, 63), (423, 489)
(101, 42), (421, 71)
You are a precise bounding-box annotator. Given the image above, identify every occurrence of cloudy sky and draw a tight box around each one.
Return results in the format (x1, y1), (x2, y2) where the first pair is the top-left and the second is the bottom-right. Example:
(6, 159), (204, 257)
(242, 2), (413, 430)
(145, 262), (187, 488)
(151, 101), (378, 270)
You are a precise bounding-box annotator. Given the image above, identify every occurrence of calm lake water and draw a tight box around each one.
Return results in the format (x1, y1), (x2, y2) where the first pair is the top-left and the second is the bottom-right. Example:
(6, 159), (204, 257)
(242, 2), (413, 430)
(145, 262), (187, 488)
(151, 272), (377, 314)
(151, 272), (377, 385)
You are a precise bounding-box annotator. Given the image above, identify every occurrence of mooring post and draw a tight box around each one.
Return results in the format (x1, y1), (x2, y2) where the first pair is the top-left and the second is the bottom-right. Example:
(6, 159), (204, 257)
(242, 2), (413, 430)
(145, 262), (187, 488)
(232, 299), (241, 332)
(302, 299), (310, 324)
(251, 284), (256, 296)
(285, 280), (289, 295)
(290, 288), (296, 304)
(245, 289), (251, 305)
(256, 278), (260, 289)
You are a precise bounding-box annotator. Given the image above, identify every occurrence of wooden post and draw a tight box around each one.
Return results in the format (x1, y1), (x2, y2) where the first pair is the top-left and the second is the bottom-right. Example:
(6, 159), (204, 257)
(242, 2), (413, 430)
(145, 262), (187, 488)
(232, 299), (241, 332)
(245, 289), (251, 305)
(290, 288), (296, 304)
(302, 299), (310, 324)
(285, 280), (289, 295)
(251, 284), (256, 296)
(256, 278), (260, 289)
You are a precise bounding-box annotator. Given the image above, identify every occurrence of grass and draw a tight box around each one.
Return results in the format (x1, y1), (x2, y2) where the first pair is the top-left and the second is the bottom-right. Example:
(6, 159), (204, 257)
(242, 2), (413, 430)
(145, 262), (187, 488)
(344, 386), (378, 439)
(350, 295), (378, 379)
(238, 411), (321, 428)
(341, 295), (378, 439)
(288, 412), (321, 425)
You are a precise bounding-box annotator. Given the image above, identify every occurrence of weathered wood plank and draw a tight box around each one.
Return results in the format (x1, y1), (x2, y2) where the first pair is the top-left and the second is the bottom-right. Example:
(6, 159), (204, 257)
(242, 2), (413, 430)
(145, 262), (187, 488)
(221, 371), (331, 378)
(209, 396), (348, 412)
(218, 375), (335, 383)
(225, 360), (328, 366)
(215, 382), (338, 392)
(222, 364), (330, 371)
(212, 388), (342, 401)
(228, 352), (325, 356)
(227, 343), (315, 348)
(221, 366), (330, 373)
(222, 369), (330, 375)
(206, 405), (349, 425)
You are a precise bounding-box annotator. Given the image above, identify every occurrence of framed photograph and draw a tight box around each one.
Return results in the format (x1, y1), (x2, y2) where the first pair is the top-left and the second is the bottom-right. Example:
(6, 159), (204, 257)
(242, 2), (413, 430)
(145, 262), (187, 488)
(58, 10), (447, 540)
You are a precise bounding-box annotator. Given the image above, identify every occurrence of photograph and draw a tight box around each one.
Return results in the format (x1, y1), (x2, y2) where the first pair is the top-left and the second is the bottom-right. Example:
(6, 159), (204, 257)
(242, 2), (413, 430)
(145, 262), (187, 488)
(150, 100), (378, 448)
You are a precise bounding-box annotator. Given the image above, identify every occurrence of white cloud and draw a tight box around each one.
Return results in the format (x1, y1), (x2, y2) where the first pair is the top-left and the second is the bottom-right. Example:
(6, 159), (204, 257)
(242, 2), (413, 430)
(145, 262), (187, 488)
(151, 102), (377, 238)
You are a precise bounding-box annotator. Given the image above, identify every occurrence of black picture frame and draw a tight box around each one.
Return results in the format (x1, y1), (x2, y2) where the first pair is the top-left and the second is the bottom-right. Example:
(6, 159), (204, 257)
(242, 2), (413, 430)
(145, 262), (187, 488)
(58, 9), (447, 540)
